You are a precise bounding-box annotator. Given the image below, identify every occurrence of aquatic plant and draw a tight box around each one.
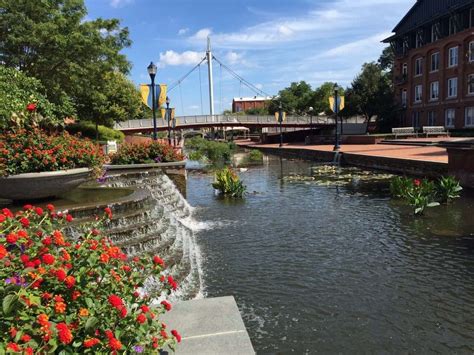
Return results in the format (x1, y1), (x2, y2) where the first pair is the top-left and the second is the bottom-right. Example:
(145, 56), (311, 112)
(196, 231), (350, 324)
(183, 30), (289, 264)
(404, 179), (440, 215)
(436, 176), (462, 203)
(246, 149), (263, 162)
(110, 141), (184, 165)
(389, 176), (413, 198)
(0, 204), (180, 353)
(212, 167), (246, 198)
(185, 137), (235, 163)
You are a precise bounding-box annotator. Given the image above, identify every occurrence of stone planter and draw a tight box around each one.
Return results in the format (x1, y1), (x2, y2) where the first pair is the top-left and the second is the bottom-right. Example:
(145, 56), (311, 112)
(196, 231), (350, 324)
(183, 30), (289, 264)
(0, 168), (92, 201)
(104, 161), (186, 171)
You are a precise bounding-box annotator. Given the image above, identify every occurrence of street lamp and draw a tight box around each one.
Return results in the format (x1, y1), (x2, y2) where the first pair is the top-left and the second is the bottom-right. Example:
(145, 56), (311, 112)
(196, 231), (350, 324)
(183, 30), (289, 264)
(308, 106), (314, 133)
(333, 84), (341, 151)
(278, 102), (283, 148)
(147, 62), (158, 141)
(166, 96), (171, 145)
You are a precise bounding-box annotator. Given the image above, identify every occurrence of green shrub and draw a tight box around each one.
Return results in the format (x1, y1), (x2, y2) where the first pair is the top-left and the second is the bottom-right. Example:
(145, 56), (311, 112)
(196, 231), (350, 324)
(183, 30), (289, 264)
(247, 149), (263, 162)
(436, 176), (462, 203)
(110, 141), (184, 165)
(212, 167), (246, 198)
(66, 121), (125, 142)
(185, 137), (235, 163)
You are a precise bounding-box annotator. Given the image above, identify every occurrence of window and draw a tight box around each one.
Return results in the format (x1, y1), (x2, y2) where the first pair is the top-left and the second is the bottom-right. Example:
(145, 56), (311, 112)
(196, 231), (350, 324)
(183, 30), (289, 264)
(428, 111), (436, 126)
(401, 90), (407, 107)
(430, 81), (439, 101)
(445, 108), (456, 128)
(448, 78), (458, 98)
(466, 107), (474, 127)
(431, 23), (440, 42)
(416, 30), (424, 48)
(468, 74), (474, 95)
(448, 47), (458, 67)
(414, 85), (422, 103)
(402, 63), (408, 76)
(449, 15), (459, 35)
(431, 52), (440, 72)
(470, 42), (474, 62)
(415, 58), (423, 76)
(412, 112), (421, 129)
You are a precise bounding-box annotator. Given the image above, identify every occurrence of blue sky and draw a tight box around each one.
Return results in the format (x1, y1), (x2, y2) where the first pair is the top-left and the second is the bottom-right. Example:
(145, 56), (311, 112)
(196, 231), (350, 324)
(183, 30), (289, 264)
(85, 0), (415, 116)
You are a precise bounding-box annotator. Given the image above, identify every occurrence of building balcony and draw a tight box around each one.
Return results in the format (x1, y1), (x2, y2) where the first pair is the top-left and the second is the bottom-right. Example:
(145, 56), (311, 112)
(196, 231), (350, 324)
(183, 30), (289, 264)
(395, 74), (408, 85)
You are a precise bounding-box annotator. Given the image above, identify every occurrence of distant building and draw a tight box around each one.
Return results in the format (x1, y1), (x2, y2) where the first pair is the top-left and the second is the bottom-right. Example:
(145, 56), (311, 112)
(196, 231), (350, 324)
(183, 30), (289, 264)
(232, 96), (272, 113)
(383, 0), (474, 130)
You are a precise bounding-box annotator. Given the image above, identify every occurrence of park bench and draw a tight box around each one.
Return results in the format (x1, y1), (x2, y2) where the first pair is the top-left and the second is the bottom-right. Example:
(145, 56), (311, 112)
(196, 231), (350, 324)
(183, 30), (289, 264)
(422, 126), (450, 137)
(392, 127), (417, 139)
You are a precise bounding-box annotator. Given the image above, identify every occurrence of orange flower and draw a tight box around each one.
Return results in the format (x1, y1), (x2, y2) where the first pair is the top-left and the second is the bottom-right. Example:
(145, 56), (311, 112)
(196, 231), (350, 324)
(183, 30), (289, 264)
(55, 301), (66, 314)
(0, 244), (9, 259)
(79, 308), (89, 317)
(37, 314), (49, 326)
(83, 338), (100, 348)
(108, 338), (122, 351)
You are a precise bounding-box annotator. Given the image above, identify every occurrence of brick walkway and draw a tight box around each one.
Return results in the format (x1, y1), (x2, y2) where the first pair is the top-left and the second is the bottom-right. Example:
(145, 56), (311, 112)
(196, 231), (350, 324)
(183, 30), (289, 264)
(238, 141), (448, 164)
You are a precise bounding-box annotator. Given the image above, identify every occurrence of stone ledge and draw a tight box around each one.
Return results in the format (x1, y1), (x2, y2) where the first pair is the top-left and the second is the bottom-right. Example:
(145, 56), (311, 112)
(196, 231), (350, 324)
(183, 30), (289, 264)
(161, 296), (255, 355)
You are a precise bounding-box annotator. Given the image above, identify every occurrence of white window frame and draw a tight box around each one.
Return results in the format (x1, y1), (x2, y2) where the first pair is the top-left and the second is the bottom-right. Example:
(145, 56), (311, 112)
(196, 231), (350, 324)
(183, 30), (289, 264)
(448, 46), (458, 67)
(414, 85), (422, 103)
(445, 108), (456, 128)
(430, 81), (439, 101)
(415, 58), (423, 76)
(465, 107), (474, 127)
(470, 41), (474, 63)
(430, 52), (440, 72)
(468, 74), (474, 95)
(428, 111), (436, 126)
(402, 63), (408, 76)
(449, 16), (458, 35)
(448, 78), (458, 98)
(431, 23), (440, 42)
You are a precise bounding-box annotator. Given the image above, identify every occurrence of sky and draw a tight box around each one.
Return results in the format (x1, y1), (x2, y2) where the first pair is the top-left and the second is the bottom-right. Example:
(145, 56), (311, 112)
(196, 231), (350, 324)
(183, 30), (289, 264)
(84, 0), (415, 116)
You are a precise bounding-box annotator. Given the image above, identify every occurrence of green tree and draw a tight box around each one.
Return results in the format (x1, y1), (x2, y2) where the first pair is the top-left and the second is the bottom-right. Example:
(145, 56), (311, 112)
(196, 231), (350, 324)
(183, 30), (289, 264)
(378, 46), (395, 77)
(311, 82), (343, 115)
(0, 0), (134, 124)
(268, 81), (313, 115)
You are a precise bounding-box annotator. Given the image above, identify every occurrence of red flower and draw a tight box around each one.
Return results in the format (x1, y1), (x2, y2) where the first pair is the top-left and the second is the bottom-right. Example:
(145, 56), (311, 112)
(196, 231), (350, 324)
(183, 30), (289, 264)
(7, 343), (20, 352)
(171, 329), (182, 343)
(104, 207), (113, 219)
(108, 338), (122, 351)
(6, 233), (18, 244)
(66, 214), (73, 222)
(46, 204), (55, 212)
(83, 338), (100, 348)
(35, 207), (43, 216)
(153, 256), (165, 266)
(0, 245), (7, 259)
(20, 217), (30, 227)
(108, 295), (123, 309)
(56, 269), (67, 281)
(21, 334), (31, 343)
(120, 307), (127, 318)
(64, 275), (75, 288)
(42, 254), (55, 265)
(0, 214), (6, 223)
(23, 204), (33, 210)
(136, 313), (146, 324)
(140, 305), (150, 313)
(56, 323), (73, 344)
(414, 179), (421, 187)
(42, 236), (52, 246)
(161, 300), (172, 311)
(26, 103), (37, 112)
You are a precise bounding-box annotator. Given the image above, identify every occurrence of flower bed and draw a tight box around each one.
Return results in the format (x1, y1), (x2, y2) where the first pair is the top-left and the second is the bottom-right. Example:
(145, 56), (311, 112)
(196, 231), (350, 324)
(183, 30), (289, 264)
(0, 204), (180, 353)
(0, 129), (104, 177)
(109, 141), (184, 165)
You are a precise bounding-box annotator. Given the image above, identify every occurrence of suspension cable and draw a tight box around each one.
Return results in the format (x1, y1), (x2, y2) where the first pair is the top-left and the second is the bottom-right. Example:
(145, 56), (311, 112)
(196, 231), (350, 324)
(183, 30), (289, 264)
(219, 63), (223, 114)
(179, 82), (185, 116)
(168, 57), (206, 93)
(198, 63), (204, 115)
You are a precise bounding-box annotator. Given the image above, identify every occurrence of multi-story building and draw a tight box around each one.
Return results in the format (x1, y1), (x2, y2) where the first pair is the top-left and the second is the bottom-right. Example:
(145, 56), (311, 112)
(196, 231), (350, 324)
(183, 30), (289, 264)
(384, 0), (474, 130)
(232, 96), (272, 113)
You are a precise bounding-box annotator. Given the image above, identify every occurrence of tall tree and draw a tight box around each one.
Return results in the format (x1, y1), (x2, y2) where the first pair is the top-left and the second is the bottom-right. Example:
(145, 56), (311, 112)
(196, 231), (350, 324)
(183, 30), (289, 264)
(0, 0), (135, 125)
(268, 81), (314, 115)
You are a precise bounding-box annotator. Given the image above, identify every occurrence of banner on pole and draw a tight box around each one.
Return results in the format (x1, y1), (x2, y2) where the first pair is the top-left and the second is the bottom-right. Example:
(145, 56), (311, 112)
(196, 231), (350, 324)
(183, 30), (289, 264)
(274, 111), (287, 122)
(140, 84), (167, 109)
(329, 96), (345, 113)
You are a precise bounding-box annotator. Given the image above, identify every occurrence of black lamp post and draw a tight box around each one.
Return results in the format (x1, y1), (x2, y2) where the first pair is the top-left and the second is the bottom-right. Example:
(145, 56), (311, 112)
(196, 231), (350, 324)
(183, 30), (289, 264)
(166, 96), (171, 145)
(278, 102), (283, 148)
(333, 84), (341, 151)
(147, 62), (158, 141)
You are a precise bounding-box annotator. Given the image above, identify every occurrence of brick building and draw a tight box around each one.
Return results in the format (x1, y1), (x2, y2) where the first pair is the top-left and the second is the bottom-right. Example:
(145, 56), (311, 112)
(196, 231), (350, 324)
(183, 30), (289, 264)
(232, 97), (272, 113)
(384, 0), (474, 130)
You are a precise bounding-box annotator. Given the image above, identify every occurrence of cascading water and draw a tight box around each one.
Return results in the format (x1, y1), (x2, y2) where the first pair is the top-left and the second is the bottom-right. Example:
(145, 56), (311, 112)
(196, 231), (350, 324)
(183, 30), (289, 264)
(101, 169), (204, 300)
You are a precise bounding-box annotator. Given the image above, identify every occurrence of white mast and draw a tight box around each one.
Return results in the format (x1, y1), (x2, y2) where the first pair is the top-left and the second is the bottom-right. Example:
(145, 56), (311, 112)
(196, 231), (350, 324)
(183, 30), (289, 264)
(206, 36), (215, 118)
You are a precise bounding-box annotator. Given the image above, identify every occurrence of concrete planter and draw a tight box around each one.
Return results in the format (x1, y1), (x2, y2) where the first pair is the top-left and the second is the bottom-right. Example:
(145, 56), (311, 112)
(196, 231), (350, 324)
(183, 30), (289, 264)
(104, 161), (186, 171)
(0, 168), (92, 201)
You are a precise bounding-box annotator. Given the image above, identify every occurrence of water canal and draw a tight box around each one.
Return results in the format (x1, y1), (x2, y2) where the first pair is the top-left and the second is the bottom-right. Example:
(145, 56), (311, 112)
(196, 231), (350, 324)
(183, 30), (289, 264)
(187, 153), (474, 353)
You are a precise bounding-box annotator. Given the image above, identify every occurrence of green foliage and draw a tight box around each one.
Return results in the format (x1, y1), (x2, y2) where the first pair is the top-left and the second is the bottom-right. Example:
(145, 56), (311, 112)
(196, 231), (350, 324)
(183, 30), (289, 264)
(0, 66), (73, 129)
(66, 121), (125, 142)
(436, 176), (462, 203)
(390, 176), (462, 215)
(212, 167), (247, 198)
(0, 129), (105, 177)
(247, 149), (263, 162)
(110, 142), (184, 165)
(185, 137), (235, 163)
(245, 107), (269, 115)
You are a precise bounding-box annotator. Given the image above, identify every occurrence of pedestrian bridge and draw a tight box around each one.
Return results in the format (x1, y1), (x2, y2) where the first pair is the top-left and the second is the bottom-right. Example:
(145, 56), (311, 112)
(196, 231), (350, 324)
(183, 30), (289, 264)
(114, 114), (335, 133)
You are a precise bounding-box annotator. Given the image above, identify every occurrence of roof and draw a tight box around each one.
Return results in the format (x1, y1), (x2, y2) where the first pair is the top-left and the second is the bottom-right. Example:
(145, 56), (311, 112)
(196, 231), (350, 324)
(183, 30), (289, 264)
(384, 0), (472, 41)
(233, 96), (272, 102)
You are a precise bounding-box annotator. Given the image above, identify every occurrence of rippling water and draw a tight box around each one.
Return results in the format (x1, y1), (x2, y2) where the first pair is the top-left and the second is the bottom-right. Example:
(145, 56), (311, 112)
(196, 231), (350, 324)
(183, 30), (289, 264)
(186, 155), (474, 353)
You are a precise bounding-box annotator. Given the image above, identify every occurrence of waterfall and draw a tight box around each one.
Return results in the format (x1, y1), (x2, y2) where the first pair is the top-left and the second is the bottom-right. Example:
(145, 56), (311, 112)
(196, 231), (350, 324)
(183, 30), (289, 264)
(102, 169), (204, 300)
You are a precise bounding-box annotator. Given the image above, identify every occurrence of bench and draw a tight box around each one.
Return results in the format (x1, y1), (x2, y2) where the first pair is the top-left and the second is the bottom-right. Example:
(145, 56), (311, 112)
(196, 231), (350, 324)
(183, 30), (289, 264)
(423, 126), (450, 137)
(392, 127), (417, 139)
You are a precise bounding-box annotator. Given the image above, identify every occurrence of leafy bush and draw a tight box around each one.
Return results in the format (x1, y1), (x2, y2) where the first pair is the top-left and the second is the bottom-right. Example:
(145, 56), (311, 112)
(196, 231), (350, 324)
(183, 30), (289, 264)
(110, 141), (184, 165)
(185, 137), (235, 163)
(66, 121), (125, 142)
(436, 176), (462, 203)
(0, 66), (74, 129)
(0, 129), (104, 177)
(390, 176), (462, 215)
(212, 167), (247, 198)
(247, 149), (263, 162)
(0, 204), (180, 353)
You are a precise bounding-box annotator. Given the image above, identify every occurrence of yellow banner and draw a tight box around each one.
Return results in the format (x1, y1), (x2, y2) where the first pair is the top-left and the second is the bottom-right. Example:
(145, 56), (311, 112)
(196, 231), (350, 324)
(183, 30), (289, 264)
(329, 96), (345, 113)
(161, 108), (175, 120)
(274, 111), (286, 122)
(140, 84), (168, 109)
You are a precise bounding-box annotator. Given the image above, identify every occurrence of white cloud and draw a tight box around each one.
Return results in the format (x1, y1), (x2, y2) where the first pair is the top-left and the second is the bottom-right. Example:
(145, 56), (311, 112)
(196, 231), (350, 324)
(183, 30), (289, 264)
(318, 32), (392, 59)
(109, 0), (133, 8)
(178, 28), (189, 36)
(191, 28), (213, 41)
(225, 51), (245, 65)
(158, 50), (205, 67)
